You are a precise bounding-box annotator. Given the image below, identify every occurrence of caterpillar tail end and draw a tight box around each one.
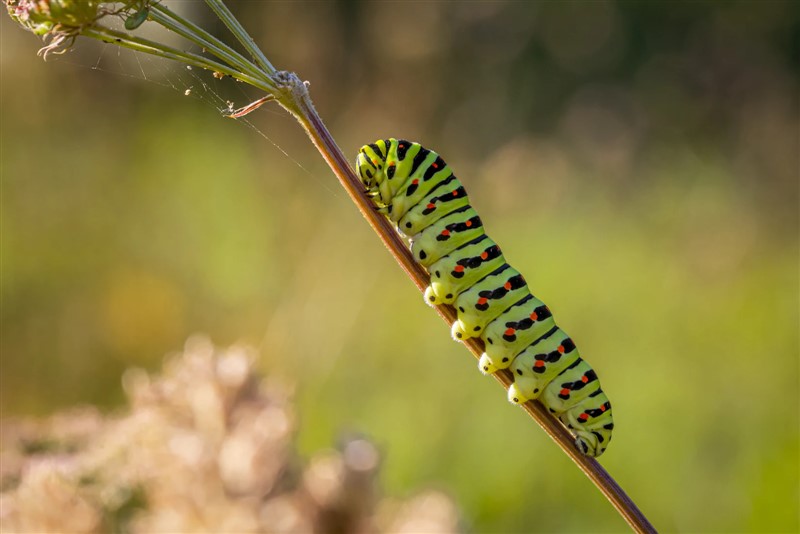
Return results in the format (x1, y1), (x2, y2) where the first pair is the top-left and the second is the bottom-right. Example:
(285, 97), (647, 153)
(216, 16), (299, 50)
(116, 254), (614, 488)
(478, 354), (498, 375)
(574, 433), (608, 458)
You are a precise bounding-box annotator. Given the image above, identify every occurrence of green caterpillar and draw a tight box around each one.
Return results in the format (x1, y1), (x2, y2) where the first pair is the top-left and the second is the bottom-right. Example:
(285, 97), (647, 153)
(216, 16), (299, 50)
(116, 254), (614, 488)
(356, 139), (613, 457)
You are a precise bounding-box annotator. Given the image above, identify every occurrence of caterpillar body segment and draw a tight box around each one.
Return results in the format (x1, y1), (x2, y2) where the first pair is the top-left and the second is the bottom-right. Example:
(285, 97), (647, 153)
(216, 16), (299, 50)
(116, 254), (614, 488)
(480, 294), (556, 371)
(427, 235), (506, 306)
(356, 138), (613, 457)
(508, 327), (580, 403)
(409, 207), (484, 267)
(540, 358), (602, 413)
(450, 265), (529, 341)
(398, 178), (470, 236)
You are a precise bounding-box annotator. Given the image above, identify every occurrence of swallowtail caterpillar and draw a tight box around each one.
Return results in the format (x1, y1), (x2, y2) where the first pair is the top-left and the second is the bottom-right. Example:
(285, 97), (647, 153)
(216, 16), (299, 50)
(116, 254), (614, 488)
(356, 139), (614, 457)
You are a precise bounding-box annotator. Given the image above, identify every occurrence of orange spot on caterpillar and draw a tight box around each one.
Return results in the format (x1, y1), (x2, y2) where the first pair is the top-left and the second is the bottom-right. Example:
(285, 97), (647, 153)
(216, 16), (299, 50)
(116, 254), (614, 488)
(578, 413), (589, 422)
(372, 160), (378, 165)
(505, 327), (515, 336)
(534, 361), (545, 368)
(412, 179), (419, 185)
(426, 203), (435, 209)
(441, 229), (450, 237)
(454, 265), (465, 273)
(560, 388), (570, 396)
(452, 190), (459, 197)
(466, 220), (473, 227)
(529, 312), (538, 321)
(477, 297), (488, 305)
(557, 345), (565, 353)
(581, 375), (589, 383)
(480, 251), (488, 259)
(504, 282), (511, 290)
(600, 405), (607, 412)
(432, 162), (439, 169)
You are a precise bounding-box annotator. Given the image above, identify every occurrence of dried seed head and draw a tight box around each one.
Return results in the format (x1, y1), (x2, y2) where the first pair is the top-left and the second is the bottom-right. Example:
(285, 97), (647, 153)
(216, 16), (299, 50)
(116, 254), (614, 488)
(6, 0), (155, 59)
(5, 0), (103, 58)
(6, 0), (100, 36)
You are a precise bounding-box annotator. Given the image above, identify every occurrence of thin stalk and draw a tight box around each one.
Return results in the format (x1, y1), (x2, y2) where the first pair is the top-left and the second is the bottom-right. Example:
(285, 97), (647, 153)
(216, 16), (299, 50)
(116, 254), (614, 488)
(148, 4), (266, 83)
(269, 72), (657, 534)
(203, 0), (275, 76)
(81, 26), (274, 92)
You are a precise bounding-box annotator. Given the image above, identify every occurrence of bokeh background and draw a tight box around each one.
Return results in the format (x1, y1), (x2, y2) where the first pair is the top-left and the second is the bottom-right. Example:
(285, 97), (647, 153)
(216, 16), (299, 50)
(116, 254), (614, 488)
(2, 1), (798, 532)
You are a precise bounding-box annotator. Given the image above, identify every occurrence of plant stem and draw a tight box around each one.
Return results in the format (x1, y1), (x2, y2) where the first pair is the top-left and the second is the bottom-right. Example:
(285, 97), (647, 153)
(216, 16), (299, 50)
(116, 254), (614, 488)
(80, 26), (274, 92)
(147, 4), (267, 83)
(270, 71), (657, 534)
(203, 0), (275, 76)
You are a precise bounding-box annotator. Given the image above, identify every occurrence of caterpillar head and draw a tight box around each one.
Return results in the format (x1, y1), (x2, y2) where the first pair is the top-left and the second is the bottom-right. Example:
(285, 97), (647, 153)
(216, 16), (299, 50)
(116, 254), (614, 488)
(356, 142), (388, 190)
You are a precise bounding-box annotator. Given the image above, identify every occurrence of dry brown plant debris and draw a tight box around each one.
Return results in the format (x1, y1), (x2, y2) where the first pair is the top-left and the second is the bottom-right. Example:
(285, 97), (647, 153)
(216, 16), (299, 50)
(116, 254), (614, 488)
(0, 336), (460, 533)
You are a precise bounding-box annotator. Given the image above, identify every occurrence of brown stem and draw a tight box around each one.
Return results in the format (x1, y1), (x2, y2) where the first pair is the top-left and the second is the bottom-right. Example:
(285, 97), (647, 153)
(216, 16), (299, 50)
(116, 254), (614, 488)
(274, 72), (656, 534)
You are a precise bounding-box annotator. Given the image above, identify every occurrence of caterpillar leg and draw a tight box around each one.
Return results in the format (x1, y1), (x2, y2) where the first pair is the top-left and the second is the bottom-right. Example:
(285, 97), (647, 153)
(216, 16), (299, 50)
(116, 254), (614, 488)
(451, 320), (468, 341)
(478, 353), (497, 375)
(423, 285), (438, 307)
(507, 383), (527, 404)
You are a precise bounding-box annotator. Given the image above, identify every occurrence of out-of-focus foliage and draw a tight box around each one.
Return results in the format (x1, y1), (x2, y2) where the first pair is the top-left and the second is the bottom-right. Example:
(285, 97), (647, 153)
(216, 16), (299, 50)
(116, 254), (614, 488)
(1, 1), (798, 532)
(0, 337), (460, 532)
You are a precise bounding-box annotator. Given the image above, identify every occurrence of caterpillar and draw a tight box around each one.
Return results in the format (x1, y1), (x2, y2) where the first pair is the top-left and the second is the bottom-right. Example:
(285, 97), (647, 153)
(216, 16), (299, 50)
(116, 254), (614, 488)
(356, 139), (614, 457)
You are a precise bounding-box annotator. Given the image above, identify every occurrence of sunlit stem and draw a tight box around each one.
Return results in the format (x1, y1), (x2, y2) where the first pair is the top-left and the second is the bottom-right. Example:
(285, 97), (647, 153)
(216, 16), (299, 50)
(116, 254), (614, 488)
(203, 0), (276, 76)
(81, 26), (274, 93)
(147, 4), (267, 84)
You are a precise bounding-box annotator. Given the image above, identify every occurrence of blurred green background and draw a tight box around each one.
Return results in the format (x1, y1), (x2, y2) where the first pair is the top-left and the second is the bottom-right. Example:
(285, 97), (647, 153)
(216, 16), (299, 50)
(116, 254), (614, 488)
(2, 1), (798, 532)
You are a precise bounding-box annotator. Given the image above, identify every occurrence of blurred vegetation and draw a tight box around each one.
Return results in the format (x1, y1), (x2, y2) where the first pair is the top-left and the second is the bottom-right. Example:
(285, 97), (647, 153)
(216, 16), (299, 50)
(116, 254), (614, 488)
(1, 338), (460, 532)
(2, 1), (798, 532)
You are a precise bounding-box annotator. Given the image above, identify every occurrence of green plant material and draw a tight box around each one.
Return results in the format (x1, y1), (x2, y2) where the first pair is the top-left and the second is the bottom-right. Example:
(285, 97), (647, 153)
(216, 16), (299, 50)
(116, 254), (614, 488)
(203, 0), (275, 75)
(147, 3), (265, 81)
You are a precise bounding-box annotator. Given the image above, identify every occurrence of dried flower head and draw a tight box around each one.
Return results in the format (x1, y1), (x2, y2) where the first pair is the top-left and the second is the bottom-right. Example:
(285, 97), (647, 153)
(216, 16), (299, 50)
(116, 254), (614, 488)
(4, 0), (154, 58)
(5, 0), (101, 56)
